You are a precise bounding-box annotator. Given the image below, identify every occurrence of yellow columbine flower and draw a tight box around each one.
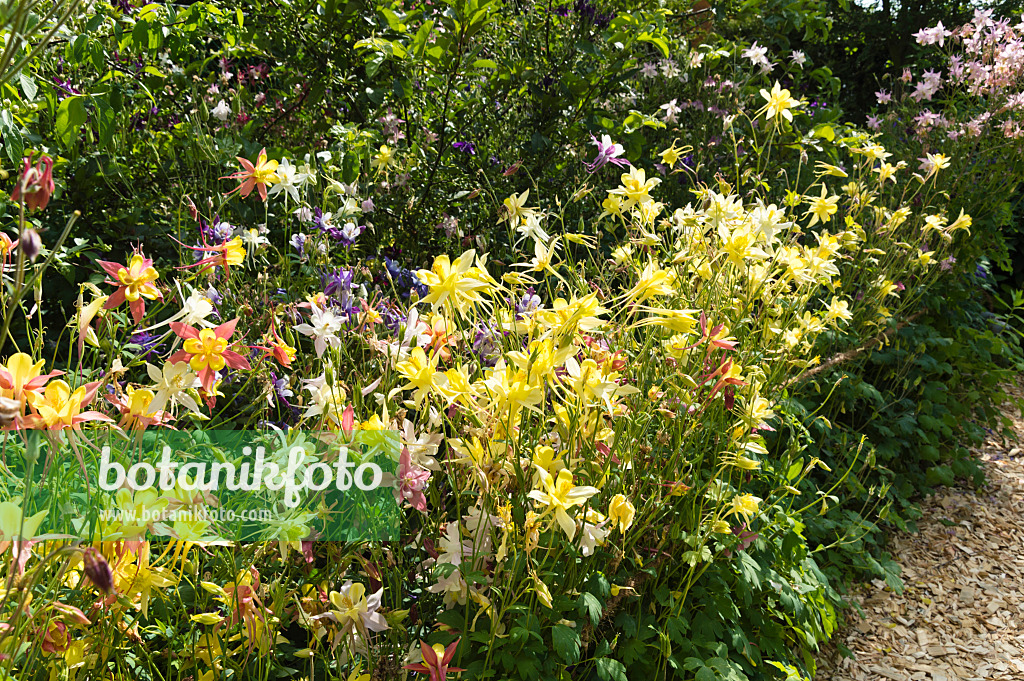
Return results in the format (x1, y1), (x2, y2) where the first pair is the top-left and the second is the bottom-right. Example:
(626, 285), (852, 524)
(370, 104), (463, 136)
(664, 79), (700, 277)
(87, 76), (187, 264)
(371, 145), (397, 171)
(804, 185), (839, 227)
(396, 347), (442, 405)
(659, 142), (688, 168)
(623, 259), (676, 304)
(416, 250), (494, 314)
(0, 499), (47, 540)
(527, 469), (599, 541)
(824, 296), (853, 324)
(0, 352), (50, 405)
(30, 380), (107, 430)
(501, 189), (536, 228)
(730, 494), (761, 522)
(947, 209), (972, 235)
(608, 494), (636, 533)
(759, 81), (802, 122)
(875, 162), (898, 184)
(183, 328), (229, 372)
(223, 236), (246, 269)
(609, 167), (660, 209)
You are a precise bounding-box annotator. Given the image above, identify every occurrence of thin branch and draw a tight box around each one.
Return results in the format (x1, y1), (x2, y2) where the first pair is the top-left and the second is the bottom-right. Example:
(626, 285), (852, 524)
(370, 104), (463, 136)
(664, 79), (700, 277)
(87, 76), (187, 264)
(784, 310), (925, 388)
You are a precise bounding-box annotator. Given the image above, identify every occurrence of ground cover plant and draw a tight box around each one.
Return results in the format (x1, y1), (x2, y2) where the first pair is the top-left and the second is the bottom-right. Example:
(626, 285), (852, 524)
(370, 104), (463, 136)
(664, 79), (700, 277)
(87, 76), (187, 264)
(0, 2), (1022, 680)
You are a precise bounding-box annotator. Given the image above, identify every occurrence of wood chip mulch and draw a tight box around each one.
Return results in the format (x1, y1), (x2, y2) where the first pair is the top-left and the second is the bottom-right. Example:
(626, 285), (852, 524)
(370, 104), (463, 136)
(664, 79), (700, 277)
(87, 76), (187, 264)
(817, 382), (1024, 681)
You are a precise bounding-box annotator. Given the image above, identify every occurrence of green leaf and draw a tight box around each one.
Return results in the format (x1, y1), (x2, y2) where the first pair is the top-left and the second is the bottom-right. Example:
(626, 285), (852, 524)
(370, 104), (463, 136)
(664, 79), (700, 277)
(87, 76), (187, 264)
(55, 96), (87, 149)
(137, 3), (161, 20)
(578, 592), (602, 626)
(18, 73), (36, 101)
(813, 124), (835, 141)
(411, 20), (434, 57)
(638, 33), (670, 58)
(93, 97), (116, 150)
(0, 110), (22, 166)
(594, 658), (627, 681)
(472, 58), (497, 69)
(695, 665), (719, 681)
(89, 42), (105, 71)
(551, 624), (580, 664)
(786, 459), (803, 482)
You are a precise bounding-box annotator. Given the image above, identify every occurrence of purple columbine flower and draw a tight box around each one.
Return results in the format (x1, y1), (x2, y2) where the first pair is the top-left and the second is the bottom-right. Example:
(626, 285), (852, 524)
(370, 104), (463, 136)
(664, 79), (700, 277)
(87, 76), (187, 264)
(452, 141), (476, 155)
(269, 372), (295, 407)
(290, 232), (307, 255)
(339, 221), (364, 247)
(516, 289), (541, 315)
(472, 324), (504, 367)
(322, 267), (358, 315)
(585, 134), (629, 172)
(382, 257), (428, 300)
(129, 331), (163, 358)
(211, 220), (234, 243)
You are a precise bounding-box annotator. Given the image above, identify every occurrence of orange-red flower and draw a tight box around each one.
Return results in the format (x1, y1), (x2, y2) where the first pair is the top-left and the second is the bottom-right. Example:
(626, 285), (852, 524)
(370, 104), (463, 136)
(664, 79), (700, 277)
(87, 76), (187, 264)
(254, 318), (296, 368)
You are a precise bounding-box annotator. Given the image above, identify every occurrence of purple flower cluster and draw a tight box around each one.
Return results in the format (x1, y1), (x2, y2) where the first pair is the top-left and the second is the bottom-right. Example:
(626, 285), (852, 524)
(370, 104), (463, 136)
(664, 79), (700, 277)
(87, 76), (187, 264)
(381, 257), (428, 300)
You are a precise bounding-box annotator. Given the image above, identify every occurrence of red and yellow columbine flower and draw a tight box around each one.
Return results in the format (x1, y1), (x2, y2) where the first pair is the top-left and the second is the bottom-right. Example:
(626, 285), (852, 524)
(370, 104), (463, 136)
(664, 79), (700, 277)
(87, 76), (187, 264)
(97, 251), (162, 324)
(222, 147), (279, 201)
(404, 638), (466, 680)
(255, 318), (296, 368)
(105, 386), (172, 431)
(176, 236), (246, 278)
(0, 353), (62, 408)
(169, 319), (251, 395)
(0, 232), (18, 265)
(23, 380), (111, 430)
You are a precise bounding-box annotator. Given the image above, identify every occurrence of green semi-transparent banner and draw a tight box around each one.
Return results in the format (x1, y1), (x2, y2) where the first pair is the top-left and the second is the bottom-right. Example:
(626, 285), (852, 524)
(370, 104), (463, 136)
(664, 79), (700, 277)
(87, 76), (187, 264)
(0, 429), (400, 543)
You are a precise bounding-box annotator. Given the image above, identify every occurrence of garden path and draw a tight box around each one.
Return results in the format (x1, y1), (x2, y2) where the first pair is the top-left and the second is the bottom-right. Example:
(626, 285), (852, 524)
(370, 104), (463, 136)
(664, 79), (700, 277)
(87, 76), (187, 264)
(818, 382), (1024, 681)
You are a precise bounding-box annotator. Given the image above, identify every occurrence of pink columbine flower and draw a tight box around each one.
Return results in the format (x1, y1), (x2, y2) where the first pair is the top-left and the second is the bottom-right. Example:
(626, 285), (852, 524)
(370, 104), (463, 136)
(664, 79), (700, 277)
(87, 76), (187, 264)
(390, 447), (431, 513)
(11, 154), (54, 212)
(585, 135), (629, 172)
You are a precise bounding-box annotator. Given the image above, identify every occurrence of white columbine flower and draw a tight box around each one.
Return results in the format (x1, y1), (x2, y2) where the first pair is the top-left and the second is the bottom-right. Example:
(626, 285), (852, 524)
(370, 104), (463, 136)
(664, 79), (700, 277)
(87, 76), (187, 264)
(147, 362), (203, 416)
(211, 100), (231, 121)
(293, 304), (344, 357)
(301, 374), (349, 426)
(341, 221), (362, 243)
(268, 158), (311, 204)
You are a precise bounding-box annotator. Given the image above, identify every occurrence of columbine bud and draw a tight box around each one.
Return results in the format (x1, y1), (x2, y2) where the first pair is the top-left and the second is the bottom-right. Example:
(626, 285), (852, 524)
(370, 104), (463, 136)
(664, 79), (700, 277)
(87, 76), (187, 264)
(20, 228), (41, 260)
(82, 547), (114, 594)
(11, 155), (54, 212)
